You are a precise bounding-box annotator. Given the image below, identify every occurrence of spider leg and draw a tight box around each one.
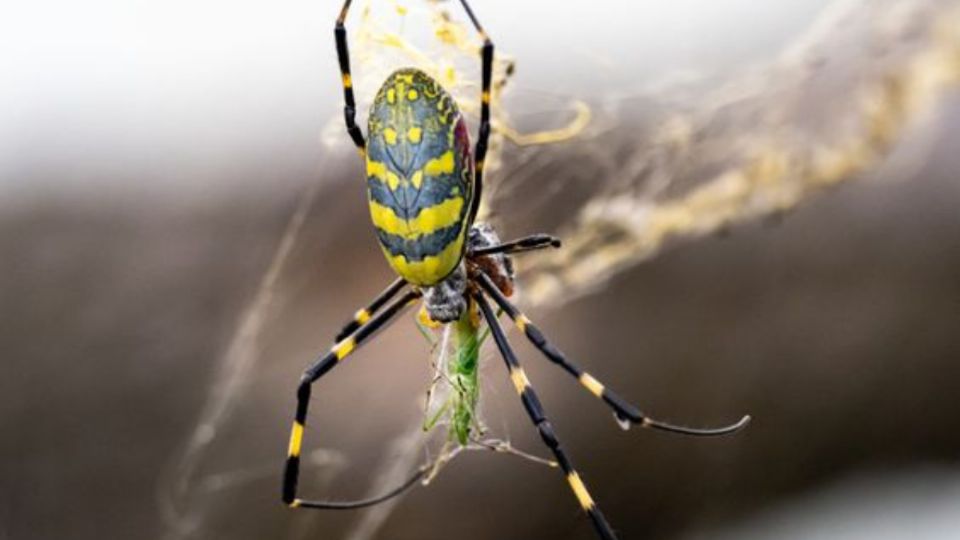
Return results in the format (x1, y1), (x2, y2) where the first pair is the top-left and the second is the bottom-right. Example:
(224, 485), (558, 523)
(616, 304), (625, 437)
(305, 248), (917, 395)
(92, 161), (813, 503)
(283, 290), (423, 509)
(477, 273), (751, 436)
(335, 0), (366, 154)
(470, 234), (561, 257)
(334, 277), (407, 342)
(455, 0), (494, 226)
(475, 293), (618, 540)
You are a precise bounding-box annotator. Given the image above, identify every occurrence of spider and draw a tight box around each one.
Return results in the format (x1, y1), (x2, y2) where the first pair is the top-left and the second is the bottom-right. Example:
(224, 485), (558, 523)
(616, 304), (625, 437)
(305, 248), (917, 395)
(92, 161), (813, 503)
(282, 2), (750, 538)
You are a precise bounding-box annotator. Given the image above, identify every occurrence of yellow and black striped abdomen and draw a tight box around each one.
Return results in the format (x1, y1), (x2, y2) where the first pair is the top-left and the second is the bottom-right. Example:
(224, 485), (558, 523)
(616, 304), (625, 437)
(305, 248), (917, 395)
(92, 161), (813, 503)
(366, 68), (474, 286)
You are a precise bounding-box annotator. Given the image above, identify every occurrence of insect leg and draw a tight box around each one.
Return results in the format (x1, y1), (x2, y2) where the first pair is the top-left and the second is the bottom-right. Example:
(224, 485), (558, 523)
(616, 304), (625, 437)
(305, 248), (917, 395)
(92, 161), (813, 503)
(283, 290), (424, 509)
(334, 277), (407, 342)
(470, 234), (561, 257)
(475, 293), (619, 540)
(477, 273), (750, 436)
(335, 0), (366, 154)
(456, 0), (493, 225)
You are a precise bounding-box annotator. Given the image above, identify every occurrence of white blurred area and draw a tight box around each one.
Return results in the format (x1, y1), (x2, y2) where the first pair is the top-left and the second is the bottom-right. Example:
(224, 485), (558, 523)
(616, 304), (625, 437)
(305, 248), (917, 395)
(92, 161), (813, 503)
(0, 0), (833, 198)
(0, 0), (332, 197)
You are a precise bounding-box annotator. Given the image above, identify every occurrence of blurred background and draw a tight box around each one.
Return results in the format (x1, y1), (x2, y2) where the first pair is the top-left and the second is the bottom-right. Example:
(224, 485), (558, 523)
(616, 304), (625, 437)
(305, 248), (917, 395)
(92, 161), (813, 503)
(3, 1), (960, 539)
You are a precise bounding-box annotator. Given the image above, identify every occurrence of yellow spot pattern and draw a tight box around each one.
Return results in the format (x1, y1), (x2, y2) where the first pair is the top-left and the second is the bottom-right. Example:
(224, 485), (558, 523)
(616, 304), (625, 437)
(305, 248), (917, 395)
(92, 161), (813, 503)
(407, 89), (419, 100)
(383, 128), (398, 145)
(288, 421), (304, 457)
(333, 337), (356, 360)
(407, 127), (422, 144)
(516, 314), (531, 332)
(418, 304), (442, 328)
(424, 151), (455, 176)
(367, 160), (400, 190)
(354, 309), (371, 325)
(384, 234), (465, 286)
(509, 367), (532, 394)
(567, 472), (595, 510)
(579, 373), (605, 398)
(369, 197), (464, 238)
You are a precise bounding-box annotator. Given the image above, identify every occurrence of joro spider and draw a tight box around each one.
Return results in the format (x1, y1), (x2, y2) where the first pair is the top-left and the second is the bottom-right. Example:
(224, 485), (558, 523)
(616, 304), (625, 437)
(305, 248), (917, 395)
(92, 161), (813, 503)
(282, 1), (751, 538)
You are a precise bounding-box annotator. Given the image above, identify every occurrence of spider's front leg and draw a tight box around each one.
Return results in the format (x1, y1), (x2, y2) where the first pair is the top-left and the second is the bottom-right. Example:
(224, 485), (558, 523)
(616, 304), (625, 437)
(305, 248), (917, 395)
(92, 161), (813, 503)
(335, 0), (366, 154)
(283, 289), (421, 509)
(455, 0), (494, 225)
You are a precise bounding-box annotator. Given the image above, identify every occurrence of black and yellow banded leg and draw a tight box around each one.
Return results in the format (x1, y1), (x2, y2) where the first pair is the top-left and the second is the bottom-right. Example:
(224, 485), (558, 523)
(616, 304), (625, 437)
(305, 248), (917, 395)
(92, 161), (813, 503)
(283, 290), (422, 509)
(477, 273), (750, 436)
(335, 0), (366, 155)
(470, 234), (561, 257)
(456, 0), (494, 225)
(475, 293), (618, 540)
(334, 277), (407, 342)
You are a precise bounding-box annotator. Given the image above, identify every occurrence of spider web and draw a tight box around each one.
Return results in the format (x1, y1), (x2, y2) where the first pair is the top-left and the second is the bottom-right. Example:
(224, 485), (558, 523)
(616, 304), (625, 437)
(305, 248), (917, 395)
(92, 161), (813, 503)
(512, 0), (960, 305)
(157, 1), (960, 538)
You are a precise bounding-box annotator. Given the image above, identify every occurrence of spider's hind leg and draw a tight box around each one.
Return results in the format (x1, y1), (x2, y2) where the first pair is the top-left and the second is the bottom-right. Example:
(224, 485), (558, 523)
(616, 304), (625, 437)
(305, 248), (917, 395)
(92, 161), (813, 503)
(454, 0), (494, 225)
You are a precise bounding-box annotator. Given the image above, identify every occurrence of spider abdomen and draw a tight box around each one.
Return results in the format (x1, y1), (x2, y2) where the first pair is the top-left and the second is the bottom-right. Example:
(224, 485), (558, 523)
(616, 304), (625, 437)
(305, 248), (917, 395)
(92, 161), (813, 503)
(366, 68), (474, 286)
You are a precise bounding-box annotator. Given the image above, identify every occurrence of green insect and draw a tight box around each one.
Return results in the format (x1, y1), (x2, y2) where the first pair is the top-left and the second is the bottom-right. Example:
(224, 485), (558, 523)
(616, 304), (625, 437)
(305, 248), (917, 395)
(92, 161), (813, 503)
(282, 2), (750, 538)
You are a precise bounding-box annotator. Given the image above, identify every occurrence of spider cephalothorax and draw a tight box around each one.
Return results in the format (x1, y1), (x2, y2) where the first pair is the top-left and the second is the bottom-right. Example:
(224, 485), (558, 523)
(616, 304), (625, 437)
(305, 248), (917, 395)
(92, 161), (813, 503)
(282, 2), (750, 538)
(466, 222), (515, 295)
(421, 222), (514, 324)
